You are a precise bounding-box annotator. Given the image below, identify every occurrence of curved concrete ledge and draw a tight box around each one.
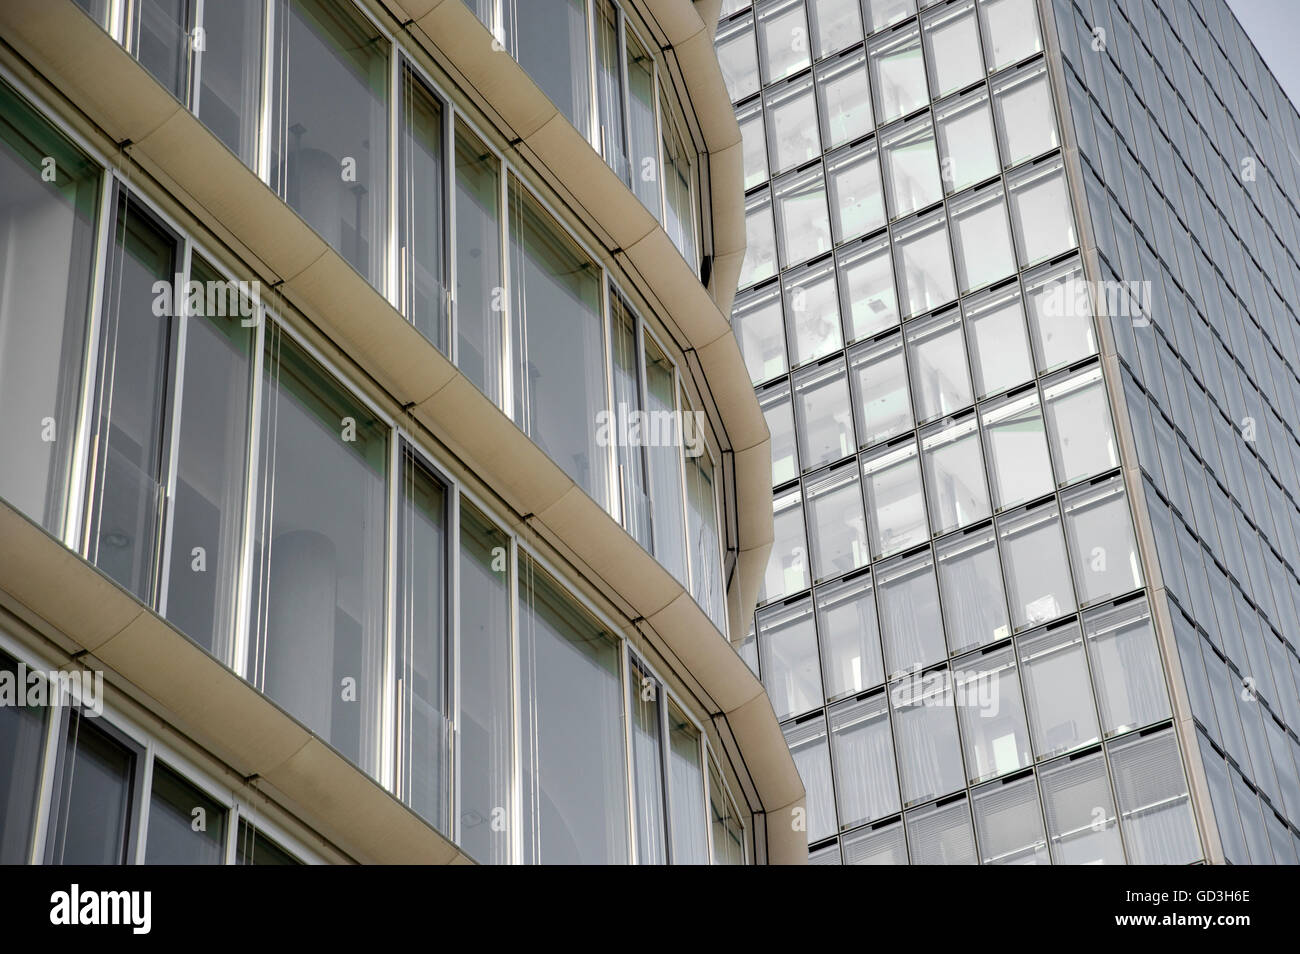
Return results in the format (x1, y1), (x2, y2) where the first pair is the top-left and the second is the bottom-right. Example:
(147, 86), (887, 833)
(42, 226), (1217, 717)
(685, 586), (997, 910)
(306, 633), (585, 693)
(0, 0), (798, 863)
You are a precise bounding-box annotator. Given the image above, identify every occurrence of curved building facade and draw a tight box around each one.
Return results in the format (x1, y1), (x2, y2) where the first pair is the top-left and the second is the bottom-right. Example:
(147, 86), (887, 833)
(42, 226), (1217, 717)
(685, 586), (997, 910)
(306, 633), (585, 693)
(0, 0), (805, 864)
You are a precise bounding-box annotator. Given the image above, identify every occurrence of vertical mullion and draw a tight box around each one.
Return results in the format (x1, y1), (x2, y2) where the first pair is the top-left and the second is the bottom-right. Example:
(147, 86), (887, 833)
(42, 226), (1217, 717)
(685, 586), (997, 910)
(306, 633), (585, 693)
(381, 435), (401, 792)
(388, 52), (402, 312)
(508, 534), (523, 864)
(156, 238), (193, 620)
(621, 642), (638, 864)
(231, 299), (267, 679)
(449, 486), (463, 846)
(445, 104), (457, 364)
(257, 0), (277, 187)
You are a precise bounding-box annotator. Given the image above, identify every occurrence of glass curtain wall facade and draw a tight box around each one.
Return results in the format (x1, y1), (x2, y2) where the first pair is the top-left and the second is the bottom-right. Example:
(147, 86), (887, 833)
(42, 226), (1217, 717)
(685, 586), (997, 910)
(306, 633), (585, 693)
(720, 0), (1214, 864)
(1047, 0), (1300, 864)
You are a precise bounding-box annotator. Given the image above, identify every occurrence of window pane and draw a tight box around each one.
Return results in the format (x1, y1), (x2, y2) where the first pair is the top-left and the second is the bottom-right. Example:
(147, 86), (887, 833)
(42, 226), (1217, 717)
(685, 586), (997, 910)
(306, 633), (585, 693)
(877, 548), (945, 676)
(921, 415), (990, 534)
(270, 0), (387, 285)
(892, 669), (966, 805)
(131, 0), (190, 99)
(838, 234), (900, 342)
(759, 382), (799, 485)
(1083, 598), (1170, 737)
(454, 122), (504, 406)
(686, 447), (726, 629)
(628, 659), (668, 864)
(627, 30), (662, 215)
(784, 258), (843, 366)
(906, 308), (973, 423)
(935, 87), (999, 195)
(949, 182), (1015, 293)
(843, 818), (907, 863)
(716, 15), (760, 103)
(785, 717), (836, 843)
(513, 0), (591, 138)
(661, 108), (696, 267)
(395, 449), (450, 831)
(765, 75), (821, 174)
(1007, 157), (1076, 267)
(507, 177), (608, 504)
(1022, 256), (1097, 372)
(971, 773), (1048, 864)
(1043, 365), (1118, 486)
(882, 115), (942, 220)
(830, 693), (900, 827)
(594, 0), (628, 181)
(250, 326), (388, 768)
(145, 764), (226, 864)
(235, 820), (300, 865)
(735, 284), (788, 385)
(816, 571), (885, 698)
(816, 49), (873, 149)
(740, 192), (778, 288)
(773, 165), (832, 267)
(999, 501), (1076, 631)
(963, 282), (1033, 399)
(458, 500), (512, 864)
(794, 359), (855, 470)
(708, 755), (746, 863)
(978, 0), (1041, 72)
(0, 83), (100, 537)
(849, 334), (911, 451)
(1061, 476), (1142, 606)
(758, 596), (824, 720)
(1110, 728), (1201, 864)
(991, 59), (1057, 167)
(827, 140), (885, 244)
(1019, 620), (1099, 758)
(1040, 748), (1123, 864)
(956, 645), (1032, 782)
(610, 292), (651, 547)
(864, 0), (917, 33)
(0, 652), (47, 863)
(48, 716), (136, 864)
(88, 199), (176, 603)
(981, 387), (1054, 510)
(762, 488), (809, 601)
(737, 100), (769, 191)
(162, 257), (253, 661)
(907, 797), (977, 864)
(809, 0), (863, 59)
(869, 23), (926, 125)
(922, 0), (982, 98)
(892, 208), (956, 318)
(645, 337), (688, 582)
(668, 703), (710, 864)
(757, 0), (811, 85)
(862, 440), (928, 558)
(399, 68), (448, 351)
(518, 557), (627, 864)
(936, 523), (1010, 654)
(195, 0), (263, 167)
(806, 464), (870, 581)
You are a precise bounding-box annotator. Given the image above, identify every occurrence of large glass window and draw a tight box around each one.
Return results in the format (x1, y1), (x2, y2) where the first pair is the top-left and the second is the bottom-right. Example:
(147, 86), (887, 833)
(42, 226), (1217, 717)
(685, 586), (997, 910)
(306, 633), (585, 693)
(645, 336), (688, 582)
(1022, 256), (1097, 373)
(864, 0), (916, 33)
(869, 24), (927, 126)
(849, 334), (912, 449)
(735, 284), (788, 384)
(935, 523), (1010, 654)
(667, 702), (710, 864)
(1042, 365), (1118, 486)
(921, 415), (990, 534)
(934, 87), (999, 195)
(773, 165), (832, 267)
(793, 359), (855, 470)
(762, 488), (809, 602)
(808, 0), (863, 59)
(759, 382), (799, 485)
(507, 176), (608, 504)
(862, 439), (928, 558)
(129, 0), (191, 100)
(784, 258), (844, 366)
(843, 818), (907, 864)
(971, 772), (1048, 864)
(816, 571), (885, 698)
(1019, 621), (1099, 758)
(765, 75), (821, 175)
(518, 556), (627, 864)
(892, 669), (966, 806)
(398, 68), (448, 352)
(194, 0), (264, 168)
(661, 107), (696, 267)
(838, 234), (899, 341)
(907, 797), (977, 863)
(806, 464), (870, 582)
(784, 716), (836, 843)
(1061, 477), (1142, 606)
(740, 192), (778, 288)
(922, 0), (982, 98)
(737, 100), (769, 191)
(395, 448), (450, 832)
(827, 140), (886, 244)
(905, 308), (973, 423)
(963, 282), (1033, 399)
(877, 548), (945, 677)
(626, 29), (663, 216)
(145, 764), (226, 864)
(628, 658), (668, 864)
(270, 0), (387, 286)
(830, 693), (900, 827)
(758, 596), (823, 721)
(0, 652), (47, 863)
(163, 257), (255, 660)
(510, 0), (592, 139)
(991, 60), (1057, 167)
(716, 15), (760, 103)
(1109, 728), (1200, 864)
(981, 387), (1054, 510)
(892, 208), (956, 318)
(977, 0), (1041, 72)
(998, 500), (1076, 631)
(458, 500), (512, 864)
(756, 0), (812, 85)
(1082, 598), (1170, 737)
(708, 755), (746, 864)
(685, 441), (726, 630)
(454, 122), (504, 406)
(881, 116), (943, 220)
(816, 50), (874, 149)
(949, 183), (1015, 294)
(0, 83), (100, 538)
(956, 645), (1032, 783)
(1039, 747), (1122, 864)
(248, 325), (388, 770)
(47, 715), (140, 864)
(1007, 157), (1076, 267)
